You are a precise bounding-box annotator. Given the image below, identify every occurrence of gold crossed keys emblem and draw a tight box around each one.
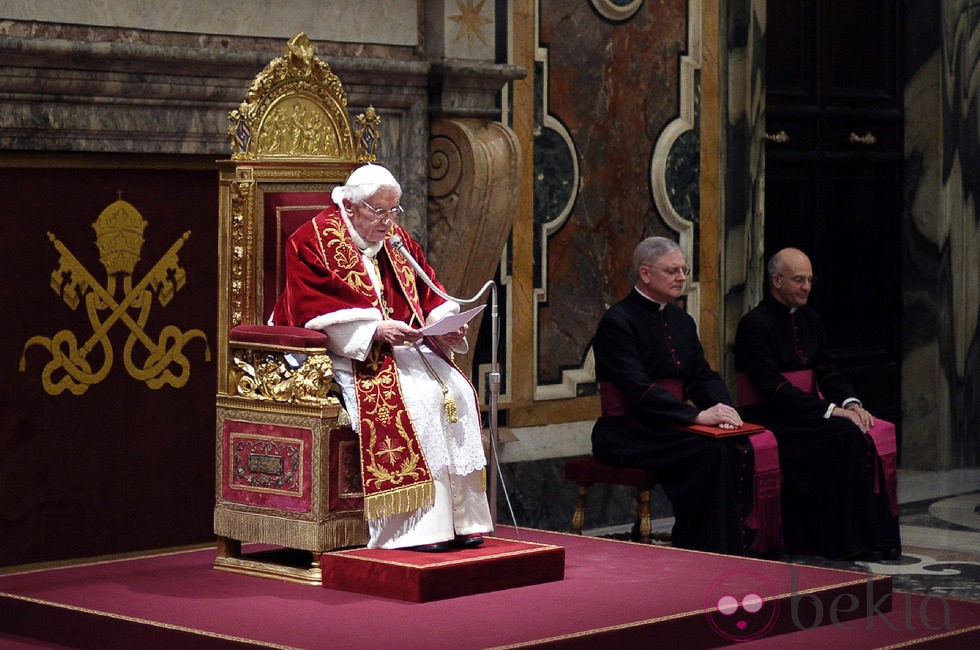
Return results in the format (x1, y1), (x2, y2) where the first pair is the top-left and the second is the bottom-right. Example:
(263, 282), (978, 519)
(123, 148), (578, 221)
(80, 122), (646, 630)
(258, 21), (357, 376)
(20, 199), (210, 395)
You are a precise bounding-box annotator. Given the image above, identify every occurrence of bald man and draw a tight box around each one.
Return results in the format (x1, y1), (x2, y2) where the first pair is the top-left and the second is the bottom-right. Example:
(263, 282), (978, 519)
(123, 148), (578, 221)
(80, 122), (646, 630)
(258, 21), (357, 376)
(733, 248), (900, 561)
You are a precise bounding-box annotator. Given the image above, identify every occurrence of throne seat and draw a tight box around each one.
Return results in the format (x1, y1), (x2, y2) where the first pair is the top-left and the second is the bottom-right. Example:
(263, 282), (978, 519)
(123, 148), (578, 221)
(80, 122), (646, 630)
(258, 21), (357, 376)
(228, 323), (329, 349)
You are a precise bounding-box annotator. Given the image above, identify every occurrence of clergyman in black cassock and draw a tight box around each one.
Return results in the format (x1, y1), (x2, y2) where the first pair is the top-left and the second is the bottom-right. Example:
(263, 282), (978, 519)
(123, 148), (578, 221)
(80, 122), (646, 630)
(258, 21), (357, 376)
(591, 237), (756, 555)
(733, 247), (901, 561)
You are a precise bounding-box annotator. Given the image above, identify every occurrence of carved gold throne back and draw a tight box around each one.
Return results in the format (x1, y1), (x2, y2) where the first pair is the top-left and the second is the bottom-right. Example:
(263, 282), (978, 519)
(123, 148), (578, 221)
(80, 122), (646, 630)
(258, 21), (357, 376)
(213, 33), (380, 584)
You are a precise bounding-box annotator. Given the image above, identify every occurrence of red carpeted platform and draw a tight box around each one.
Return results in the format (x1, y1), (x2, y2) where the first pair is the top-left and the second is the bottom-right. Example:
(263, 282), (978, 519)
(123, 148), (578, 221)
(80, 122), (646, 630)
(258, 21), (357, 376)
(321, 536), (565, 602)
(1, 527), (979, 649)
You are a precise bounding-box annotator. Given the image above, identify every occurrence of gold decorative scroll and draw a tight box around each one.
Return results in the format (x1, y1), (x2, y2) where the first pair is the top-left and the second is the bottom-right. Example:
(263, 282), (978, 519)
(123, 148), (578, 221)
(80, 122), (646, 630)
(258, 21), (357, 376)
(228, 32), (379, 163)
(231, 348), (341, 407)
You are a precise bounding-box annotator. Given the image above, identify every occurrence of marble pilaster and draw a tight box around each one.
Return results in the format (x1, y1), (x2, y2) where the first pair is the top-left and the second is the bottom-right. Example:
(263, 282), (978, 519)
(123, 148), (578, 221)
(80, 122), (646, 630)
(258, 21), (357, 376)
(903, 0), (980, 468)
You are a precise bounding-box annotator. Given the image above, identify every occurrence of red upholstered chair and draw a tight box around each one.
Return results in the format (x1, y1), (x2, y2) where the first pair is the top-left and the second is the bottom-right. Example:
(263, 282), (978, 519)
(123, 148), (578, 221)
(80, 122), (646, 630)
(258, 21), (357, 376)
(213, 34), (382, 584)
(564, 381), (664, 543)
(564, 455), (659, 543)
(564, 380), (782, 552)
(737, 370), (899, 517)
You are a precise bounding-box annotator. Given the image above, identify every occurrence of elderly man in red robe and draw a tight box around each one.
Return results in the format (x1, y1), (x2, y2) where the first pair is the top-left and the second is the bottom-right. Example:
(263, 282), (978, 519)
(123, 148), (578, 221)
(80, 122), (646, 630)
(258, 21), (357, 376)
(272, 163), (492, 552)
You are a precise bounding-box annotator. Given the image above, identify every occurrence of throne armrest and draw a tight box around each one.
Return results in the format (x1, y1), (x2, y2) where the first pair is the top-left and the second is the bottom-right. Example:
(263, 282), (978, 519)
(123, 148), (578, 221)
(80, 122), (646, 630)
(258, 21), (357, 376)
(227, 325), (340, 407)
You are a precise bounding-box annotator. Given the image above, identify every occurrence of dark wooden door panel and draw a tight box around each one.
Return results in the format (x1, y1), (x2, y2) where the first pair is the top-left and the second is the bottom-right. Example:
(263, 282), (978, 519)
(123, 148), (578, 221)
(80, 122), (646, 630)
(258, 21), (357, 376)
(824, 0), (901, 105)
(764, 0), (903, 426)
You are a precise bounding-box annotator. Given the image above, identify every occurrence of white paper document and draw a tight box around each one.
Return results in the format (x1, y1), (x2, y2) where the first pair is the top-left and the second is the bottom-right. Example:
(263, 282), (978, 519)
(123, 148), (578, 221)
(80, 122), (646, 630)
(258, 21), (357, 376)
(418, 304), (486, 336)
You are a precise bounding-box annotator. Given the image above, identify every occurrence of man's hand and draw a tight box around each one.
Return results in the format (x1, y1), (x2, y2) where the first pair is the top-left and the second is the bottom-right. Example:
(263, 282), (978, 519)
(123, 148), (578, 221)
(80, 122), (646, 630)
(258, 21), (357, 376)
(834, 404), (875, 433)
(433, 323), (468, 350)
(694, 403), (744, 430)
(373, 320), (421, 346)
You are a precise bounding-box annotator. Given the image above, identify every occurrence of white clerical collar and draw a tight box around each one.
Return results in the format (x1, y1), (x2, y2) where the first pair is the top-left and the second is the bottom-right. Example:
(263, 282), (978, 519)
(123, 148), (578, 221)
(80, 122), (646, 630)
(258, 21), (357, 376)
(635, 286), (668, 311)
(339, 204), (384, 258)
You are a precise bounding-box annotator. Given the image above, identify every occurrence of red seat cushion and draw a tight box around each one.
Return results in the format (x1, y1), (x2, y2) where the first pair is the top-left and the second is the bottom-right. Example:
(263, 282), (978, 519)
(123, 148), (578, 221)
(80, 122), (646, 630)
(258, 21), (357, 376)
(563, 455), (657, 488)
(230, 324), (329, 349)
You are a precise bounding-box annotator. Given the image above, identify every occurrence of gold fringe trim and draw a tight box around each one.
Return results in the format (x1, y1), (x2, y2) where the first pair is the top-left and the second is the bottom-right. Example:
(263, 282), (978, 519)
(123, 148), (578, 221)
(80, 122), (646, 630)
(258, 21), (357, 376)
(214, 509), (367, 550)
(363, 480), (435, 520)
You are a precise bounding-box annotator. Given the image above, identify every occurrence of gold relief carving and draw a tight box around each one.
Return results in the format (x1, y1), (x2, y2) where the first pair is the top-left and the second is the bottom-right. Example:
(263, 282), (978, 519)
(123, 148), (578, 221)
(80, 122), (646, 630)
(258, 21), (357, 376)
(248, 167), (348, 180)
(20, 200), (211, 395)
(228, 33), (379, 163)
(231, 348), (341, 407)
(254, 98), (343, 157)
(354, 106), (381, 162)
(449, 0), (493, 48)
(229, 179), (253, 327)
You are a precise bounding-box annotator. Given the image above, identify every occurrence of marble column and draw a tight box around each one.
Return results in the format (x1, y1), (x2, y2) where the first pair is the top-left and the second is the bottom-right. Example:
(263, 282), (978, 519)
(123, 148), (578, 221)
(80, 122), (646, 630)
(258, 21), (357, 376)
(903, 0), (980, 468)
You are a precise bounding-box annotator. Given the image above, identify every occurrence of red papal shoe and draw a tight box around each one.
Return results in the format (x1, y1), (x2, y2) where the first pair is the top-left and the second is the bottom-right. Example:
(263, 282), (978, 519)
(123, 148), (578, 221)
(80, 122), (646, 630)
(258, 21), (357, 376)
(452, 533), (485, 549)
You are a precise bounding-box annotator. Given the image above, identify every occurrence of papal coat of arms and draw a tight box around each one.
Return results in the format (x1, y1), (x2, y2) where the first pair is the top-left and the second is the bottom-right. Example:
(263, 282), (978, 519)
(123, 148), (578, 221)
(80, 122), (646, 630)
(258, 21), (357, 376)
(20, 199), (209, 395)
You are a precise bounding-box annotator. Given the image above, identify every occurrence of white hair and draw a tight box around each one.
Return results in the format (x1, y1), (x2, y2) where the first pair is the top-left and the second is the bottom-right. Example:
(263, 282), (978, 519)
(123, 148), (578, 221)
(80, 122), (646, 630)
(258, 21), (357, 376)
(632, 236), (681, 277)
(331, 163), (402, 206)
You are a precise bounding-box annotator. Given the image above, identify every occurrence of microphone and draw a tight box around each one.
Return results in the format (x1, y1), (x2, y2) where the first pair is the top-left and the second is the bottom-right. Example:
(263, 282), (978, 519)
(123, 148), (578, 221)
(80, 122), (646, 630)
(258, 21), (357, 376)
(389, 235), (453, 303)
(391, 234), (493, 309)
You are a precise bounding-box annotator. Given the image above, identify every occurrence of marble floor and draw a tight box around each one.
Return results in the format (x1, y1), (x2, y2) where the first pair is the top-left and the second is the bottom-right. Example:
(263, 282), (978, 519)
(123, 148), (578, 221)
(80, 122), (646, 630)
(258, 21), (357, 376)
(586, 468), (980, 603)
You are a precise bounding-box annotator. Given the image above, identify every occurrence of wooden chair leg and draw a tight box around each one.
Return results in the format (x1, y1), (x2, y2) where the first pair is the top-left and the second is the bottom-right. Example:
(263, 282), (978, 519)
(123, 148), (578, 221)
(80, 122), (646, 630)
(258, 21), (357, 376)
(216, 535), (241, 559)
(635, 489), (652, 544)
(571, 483), (591, 534)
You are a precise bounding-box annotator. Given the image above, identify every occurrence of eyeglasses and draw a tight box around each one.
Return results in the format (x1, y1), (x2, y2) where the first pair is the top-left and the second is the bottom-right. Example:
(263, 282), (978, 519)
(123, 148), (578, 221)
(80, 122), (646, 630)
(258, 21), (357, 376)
(360, 201), (404, 221)
(777, 274), (817, 286)
(654, 265), (689, 278)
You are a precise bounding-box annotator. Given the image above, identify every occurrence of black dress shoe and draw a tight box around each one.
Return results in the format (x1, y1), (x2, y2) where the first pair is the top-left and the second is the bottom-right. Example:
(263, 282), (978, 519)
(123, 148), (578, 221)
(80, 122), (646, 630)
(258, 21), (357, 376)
(883, 546), (902, 560)
(452, 533), (485, 548)
(407, 542), (451, 552)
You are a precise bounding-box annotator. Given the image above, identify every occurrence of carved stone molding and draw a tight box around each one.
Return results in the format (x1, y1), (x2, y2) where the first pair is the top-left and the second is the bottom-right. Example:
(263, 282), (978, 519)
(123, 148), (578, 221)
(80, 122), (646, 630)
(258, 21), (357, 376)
(426, 117), (522, 376)
(651, 0), (703, 323)
(0, 33), (427, 155)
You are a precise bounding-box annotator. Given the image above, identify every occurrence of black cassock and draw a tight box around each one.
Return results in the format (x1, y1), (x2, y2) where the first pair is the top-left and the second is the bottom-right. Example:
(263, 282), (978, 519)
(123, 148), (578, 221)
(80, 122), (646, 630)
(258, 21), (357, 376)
(591, 289), (755, 555)
(734, 294), (900, 560)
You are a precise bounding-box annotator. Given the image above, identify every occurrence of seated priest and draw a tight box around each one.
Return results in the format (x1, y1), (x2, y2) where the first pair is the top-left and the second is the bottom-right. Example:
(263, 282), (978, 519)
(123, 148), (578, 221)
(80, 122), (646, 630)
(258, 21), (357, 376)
(271, 163), (492, 552)
(733, 247), (901, 561)
(591, 236), (758, 555)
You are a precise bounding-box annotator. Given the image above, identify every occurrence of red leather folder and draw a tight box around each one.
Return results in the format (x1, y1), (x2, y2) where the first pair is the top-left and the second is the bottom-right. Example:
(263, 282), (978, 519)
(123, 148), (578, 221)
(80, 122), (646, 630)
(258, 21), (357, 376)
(675, 422), (768, 437)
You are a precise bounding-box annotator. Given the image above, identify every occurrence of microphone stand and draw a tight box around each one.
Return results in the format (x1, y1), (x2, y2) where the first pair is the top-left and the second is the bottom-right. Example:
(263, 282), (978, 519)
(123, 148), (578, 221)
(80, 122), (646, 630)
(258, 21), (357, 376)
(390, 237), (518, 538)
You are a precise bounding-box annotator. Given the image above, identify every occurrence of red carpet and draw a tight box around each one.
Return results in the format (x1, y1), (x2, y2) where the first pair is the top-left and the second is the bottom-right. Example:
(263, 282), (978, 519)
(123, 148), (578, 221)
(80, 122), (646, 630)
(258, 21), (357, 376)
(1, 527), (978, 648)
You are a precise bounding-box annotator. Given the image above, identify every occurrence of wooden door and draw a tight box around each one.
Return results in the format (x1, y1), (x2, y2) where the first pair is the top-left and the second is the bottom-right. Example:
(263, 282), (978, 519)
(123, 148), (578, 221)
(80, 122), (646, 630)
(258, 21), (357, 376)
(764, 0), (904, 425)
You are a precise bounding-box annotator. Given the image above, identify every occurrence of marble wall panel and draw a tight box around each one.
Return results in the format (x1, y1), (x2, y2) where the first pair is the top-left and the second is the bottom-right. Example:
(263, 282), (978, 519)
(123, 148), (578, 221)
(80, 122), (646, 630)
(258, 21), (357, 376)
(903, 0), (980, 468)
(534, 0), (687, 385)
(720, 0), (766, 389)
(0, 0), (417, 45)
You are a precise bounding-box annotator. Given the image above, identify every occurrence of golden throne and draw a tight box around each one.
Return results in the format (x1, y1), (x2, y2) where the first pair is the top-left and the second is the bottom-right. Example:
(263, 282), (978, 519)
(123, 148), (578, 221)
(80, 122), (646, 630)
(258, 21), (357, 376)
(213, 34), (379, 584)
